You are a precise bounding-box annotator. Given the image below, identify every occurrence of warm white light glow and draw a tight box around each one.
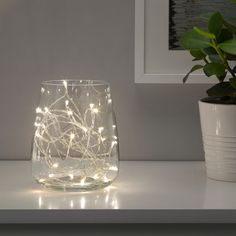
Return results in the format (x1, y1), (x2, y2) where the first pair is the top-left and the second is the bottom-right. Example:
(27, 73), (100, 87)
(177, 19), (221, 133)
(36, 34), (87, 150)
(98, 127), (104, 133)
(65, 100), (69, 106)
(63, 80), (67, 89)
(93, 174), (99, 180)
(38, 178), (45, 183)
(38, 196), (42, 208)
(80, 197), (86, 209)
(70, 200), (74, 208)
(80, 177), (86, 185)
(52, 163), (59, 168)
(103, 176), (110, 183)
(69, 174), (74, 180)
(92, 108), (99, 113)
(109, 166), (118, 171)
(33, 82), (119, 190)
(82, 127), (88, 132)
(36, 107), (42, 113)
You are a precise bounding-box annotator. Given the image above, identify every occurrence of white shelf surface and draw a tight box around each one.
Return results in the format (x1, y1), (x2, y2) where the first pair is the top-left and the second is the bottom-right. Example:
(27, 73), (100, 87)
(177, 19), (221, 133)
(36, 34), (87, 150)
(1, 161), (236, 223)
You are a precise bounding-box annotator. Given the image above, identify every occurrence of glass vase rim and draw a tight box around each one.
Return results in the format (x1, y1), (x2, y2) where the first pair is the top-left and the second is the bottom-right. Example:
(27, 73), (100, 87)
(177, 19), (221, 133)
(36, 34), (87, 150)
(41, 79), (110, 87)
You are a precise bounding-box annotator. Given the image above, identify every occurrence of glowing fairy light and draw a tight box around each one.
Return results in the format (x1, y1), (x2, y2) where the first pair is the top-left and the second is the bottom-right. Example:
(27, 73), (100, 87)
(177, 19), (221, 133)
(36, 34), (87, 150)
(98, 127), (104, 133)
(109, 166), (118, 171)
(93, 174), (99, 180)
(69, 174), (74, 180)
(65, 100), (69, 106)
(92, 108), (99, 113)
(38, 178), (45, 183)
(33, 80), (119, 190)
(52, 163), (59, 168)
(41, 87), (45, 93)
(34, 122), (41, 127)
(80, 177), (86, 186)
(67, 110), (73, 115)
(82, 126), (88, 132)
(103, 176), (110, 183)
(44, 107), (49, 113)
(36, 107), (42, 113)
(111, 141), (117, 148)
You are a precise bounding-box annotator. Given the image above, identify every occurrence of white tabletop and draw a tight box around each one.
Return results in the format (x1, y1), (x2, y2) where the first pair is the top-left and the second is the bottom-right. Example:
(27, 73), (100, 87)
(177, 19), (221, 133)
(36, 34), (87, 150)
(1, 161), (236, 223)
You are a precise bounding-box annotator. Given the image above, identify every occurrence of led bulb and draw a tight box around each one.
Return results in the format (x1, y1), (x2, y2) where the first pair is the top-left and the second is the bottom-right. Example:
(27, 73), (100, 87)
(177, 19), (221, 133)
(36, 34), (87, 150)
(36, 107), (42, 113)
(52, 163), (59, 168)
(92, 108), (98, 113)
(98, 127), (104, 133)
(70, 133), (75, 139)
(67, 110), (73, 115)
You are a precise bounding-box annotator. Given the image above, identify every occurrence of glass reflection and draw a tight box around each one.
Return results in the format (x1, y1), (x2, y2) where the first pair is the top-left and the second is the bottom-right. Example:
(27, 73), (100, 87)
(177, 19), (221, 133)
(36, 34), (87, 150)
(36, 186), (119, 209)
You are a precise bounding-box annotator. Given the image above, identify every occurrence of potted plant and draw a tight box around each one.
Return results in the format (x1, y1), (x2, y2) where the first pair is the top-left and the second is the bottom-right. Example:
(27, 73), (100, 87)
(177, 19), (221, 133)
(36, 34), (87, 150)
(181, 1), (236, 181)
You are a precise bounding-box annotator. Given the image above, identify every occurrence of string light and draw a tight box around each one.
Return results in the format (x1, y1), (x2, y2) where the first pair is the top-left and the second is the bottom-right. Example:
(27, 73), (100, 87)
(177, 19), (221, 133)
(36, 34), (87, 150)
(33, 81), (119, 189)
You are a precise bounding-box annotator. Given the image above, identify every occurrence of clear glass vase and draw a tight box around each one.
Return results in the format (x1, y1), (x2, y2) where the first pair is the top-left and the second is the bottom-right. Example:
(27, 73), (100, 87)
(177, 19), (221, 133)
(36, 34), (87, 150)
(32, 80), (119, 191)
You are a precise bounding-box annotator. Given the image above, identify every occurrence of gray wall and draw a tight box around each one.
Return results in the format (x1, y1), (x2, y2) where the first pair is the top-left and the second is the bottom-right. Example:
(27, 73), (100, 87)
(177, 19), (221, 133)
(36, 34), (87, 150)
(0, 0), (210, 160)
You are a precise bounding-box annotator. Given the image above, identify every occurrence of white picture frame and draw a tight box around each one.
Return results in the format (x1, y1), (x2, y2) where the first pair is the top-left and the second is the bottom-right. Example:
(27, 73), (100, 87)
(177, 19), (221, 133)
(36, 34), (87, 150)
(135, 0), (216, 84)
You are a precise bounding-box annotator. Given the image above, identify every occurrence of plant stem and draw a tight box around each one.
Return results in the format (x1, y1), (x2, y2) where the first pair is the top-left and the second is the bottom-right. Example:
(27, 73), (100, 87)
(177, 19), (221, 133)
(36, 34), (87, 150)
(212, 40), (236, 79)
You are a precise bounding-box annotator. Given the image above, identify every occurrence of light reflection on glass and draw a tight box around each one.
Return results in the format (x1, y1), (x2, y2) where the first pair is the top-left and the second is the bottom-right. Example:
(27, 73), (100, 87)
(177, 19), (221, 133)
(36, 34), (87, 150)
(35, 185), (119, 209)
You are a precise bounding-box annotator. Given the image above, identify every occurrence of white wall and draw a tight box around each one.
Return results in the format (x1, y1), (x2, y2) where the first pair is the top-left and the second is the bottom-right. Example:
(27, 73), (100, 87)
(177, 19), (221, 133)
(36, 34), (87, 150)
(0, 0), (210, 160)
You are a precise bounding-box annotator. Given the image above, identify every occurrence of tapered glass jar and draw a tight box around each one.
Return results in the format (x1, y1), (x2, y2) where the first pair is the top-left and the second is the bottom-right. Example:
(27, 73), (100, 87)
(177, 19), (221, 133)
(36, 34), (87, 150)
(32, 80), (119, 191)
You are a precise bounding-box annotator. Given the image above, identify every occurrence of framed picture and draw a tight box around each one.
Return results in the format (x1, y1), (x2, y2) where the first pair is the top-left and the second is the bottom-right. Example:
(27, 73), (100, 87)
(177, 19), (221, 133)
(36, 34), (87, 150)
(134, 0), (234, 84)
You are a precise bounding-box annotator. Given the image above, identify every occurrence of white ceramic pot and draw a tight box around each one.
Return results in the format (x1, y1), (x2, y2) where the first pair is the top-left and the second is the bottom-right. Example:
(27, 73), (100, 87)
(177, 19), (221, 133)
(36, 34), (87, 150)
(199, 100), (236, 181)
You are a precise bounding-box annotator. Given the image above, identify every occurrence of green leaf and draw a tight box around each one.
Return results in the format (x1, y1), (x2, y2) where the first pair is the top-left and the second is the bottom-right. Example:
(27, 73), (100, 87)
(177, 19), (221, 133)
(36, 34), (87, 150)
(219, 38), (236, 55)
(194, 26), (215, 39)
(208, 12), (223, 36)
(190, 49), (206, 59)
(208, 54), (221, 63)
(183, 65), (203, 83)
(230, 78), (236, 89)
(203, 63), (226, 77)
(223, 20), (236, 35)
(180, 30), (211, 50)
(203, 47), (217, 55)
(217, 28), (233, 43)
(207, 82), (236, 97)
